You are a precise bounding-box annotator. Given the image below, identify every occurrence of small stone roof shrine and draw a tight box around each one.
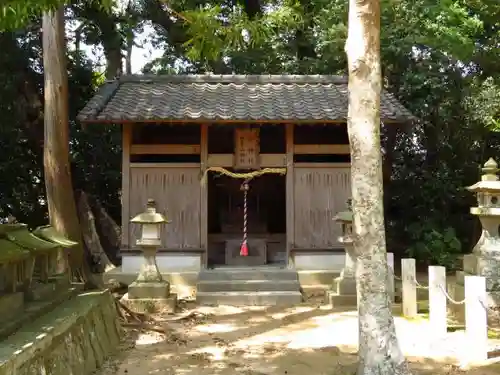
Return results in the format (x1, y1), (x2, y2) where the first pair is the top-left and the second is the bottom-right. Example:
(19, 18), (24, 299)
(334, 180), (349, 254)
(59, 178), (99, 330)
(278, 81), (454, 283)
(0, 224), (77, 333)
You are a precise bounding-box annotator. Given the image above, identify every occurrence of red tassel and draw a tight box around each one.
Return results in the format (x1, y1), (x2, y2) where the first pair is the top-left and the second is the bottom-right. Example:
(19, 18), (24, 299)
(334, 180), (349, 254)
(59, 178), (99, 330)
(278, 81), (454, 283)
(240, 242), (248, 256)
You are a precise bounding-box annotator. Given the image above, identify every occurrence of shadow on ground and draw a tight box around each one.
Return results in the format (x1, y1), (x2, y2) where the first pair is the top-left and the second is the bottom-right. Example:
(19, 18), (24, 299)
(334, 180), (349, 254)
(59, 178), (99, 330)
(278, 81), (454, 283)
(100, 303), (500, 375)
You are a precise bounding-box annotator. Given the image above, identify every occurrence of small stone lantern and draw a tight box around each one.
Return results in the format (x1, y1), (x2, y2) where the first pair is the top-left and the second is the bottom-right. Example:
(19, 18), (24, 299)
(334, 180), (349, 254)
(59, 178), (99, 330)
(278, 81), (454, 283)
(122, 199), (177, 313)
(334, 199), (355, 280)
(325, 199), (357, 307)
(466, 158), (500, 283)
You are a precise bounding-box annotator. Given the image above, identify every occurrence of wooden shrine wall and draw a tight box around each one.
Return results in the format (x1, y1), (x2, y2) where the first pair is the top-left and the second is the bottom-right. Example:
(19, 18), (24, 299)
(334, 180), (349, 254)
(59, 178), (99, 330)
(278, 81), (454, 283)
(128, 164), (201, 249)
(293, 165), (351, 248)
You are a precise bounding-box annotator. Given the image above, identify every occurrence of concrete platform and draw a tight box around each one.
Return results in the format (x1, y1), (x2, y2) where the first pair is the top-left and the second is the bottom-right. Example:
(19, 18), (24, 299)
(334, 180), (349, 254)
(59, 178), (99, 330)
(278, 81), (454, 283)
(103, 266), (198, 298)
(104, 267), (344, 303)
(197, 280), (300, 293)
(196, 268), (302, 306)
(196, 291), (303, 306)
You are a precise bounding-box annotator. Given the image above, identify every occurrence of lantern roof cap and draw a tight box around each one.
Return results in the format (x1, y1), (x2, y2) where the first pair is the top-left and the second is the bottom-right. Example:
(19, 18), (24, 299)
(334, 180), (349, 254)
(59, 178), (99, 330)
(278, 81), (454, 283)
(333, 199), (353, 222)
(130, 199), (171, 224)
(467, 158), (500, 193)
(334, 211), (353, 222)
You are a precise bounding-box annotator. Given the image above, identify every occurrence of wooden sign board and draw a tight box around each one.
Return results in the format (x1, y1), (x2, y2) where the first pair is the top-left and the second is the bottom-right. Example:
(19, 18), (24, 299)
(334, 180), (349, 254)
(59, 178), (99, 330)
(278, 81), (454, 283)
(234, 128), (260, 170)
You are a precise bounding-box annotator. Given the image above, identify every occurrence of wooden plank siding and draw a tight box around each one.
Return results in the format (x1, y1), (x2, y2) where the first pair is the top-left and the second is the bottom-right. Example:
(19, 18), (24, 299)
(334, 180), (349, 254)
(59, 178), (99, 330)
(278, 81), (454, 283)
(293, 165), (351, 248)
(128, 164), (202, 249)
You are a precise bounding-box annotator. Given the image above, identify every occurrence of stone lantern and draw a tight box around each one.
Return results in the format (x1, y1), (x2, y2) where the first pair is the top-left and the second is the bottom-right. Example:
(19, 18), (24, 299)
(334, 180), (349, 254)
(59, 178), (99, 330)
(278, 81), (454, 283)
(122, 199), (177, 313)
(467, 159), (500, 282)
(334, 199), (355, 281)
(452, 158), (500, 320)
(325, 199), (357, 307)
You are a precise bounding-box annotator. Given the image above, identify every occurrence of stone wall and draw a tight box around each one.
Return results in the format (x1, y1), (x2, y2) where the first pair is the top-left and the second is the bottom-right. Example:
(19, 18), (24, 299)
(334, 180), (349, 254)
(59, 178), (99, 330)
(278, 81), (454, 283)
(0, 290), (122, 375)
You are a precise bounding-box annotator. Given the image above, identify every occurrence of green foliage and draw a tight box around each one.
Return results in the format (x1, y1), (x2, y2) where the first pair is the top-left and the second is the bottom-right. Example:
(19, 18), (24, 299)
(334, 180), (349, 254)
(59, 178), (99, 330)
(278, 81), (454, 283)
(0, 0), (113, 31)
(182, 1), (304, 61)
(466, 77), (500, 131)
(406, 223), (462, 269)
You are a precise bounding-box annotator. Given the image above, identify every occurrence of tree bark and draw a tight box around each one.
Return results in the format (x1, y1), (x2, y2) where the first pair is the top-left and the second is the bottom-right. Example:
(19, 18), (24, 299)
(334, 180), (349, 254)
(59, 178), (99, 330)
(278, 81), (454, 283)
(345, 1), (411, 374)
(77, 191), (115, 273)
(125, 30), (133, 75)
(42, 8), (95, 285)
(88, 194), (121, 266)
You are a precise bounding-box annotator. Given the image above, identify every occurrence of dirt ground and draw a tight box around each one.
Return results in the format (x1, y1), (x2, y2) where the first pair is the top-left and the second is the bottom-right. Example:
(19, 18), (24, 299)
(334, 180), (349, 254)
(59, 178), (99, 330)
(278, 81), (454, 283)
(98, 300), (500, 375)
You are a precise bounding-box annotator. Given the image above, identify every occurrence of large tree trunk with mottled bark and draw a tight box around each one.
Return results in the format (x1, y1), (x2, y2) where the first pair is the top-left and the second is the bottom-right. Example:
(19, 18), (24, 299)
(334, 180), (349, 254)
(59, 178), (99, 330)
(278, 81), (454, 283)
(345, 0), (411, 374)
(42, 8), (95, 286)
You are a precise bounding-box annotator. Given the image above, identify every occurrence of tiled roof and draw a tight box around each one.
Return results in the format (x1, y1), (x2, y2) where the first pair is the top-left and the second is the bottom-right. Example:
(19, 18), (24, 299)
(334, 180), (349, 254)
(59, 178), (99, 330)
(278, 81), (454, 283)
(77, 75), (415, 123)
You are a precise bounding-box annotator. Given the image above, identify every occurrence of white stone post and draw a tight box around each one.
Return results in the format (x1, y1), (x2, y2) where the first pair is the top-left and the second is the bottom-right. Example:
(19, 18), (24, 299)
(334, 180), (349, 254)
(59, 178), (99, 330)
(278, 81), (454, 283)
(428, 265), (447, 338)
(402, 258), (417, 318)
(464, 275), (488, 363)
(387, 252), (395, 303)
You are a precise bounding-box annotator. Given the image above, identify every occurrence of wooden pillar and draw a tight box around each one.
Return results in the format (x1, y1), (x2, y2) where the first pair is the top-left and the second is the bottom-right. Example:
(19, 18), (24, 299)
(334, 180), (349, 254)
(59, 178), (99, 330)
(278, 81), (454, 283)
(285, 123), (295, 268)
(121, 123), (131, 249)
(200, 123), (208, 268)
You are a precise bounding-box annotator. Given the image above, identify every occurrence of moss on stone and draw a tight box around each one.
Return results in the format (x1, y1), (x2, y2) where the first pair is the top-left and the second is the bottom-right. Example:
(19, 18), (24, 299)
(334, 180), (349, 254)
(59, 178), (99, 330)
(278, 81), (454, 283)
(0, 238), (30, 264)
(0, 224), (28, 235)
(6, 228), (59, 254)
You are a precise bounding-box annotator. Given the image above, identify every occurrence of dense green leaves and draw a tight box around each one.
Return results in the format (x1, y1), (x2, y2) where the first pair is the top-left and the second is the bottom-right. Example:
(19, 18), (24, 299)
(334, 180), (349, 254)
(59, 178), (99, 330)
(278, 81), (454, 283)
(0, 0), (113, 31)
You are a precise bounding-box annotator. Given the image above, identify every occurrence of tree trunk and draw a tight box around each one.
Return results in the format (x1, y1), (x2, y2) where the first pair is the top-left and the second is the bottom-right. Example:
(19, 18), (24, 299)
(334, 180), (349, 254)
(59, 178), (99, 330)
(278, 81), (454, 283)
(42, 8), (95, 285)
(77, 191), (115, 273)
(345, 1), (411, 374)
(88, 194), (121, 266)
(125, 30), (133, 75)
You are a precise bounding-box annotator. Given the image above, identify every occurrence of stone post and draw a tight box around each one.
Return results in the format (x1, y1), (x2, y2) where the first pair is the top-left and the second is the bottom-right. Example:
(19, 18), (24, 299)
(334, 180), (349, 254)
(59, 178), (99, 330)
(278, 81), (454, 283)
(121, 199), (177, 313)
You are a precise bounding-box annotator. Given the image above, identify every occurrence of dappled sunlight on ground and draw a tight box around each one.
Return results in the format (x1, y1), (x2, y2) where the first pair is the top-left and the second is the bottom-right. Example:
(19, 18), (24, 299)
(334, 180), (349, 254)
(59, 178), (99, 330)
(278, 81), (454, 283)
(98, 303), (500, 375)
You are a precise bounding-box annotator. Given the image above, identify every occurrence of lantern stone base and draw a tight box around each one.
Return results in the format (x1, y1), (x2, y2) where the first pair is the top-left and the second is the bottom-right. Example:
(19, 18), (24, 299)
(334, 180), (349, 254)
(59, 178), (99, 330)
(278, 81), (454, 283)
(333, 276), (357, 295)
(325, 291), (358, 307)
(128, 281), (171, 299)
(122, 281), (177, 314)
(324, 276), (357, 307)
(121, 293), (177, 314)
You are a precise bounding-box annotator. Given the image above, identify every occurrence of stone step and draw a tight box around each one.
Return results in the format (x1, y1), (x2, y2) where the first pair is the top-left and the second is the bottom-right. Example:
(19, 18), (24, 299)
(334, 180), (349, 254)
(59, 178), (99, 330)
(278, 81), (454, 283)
(196, 291), (303, 306)
(197, 280), (300, 293)
(199, 268), (298, 282)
